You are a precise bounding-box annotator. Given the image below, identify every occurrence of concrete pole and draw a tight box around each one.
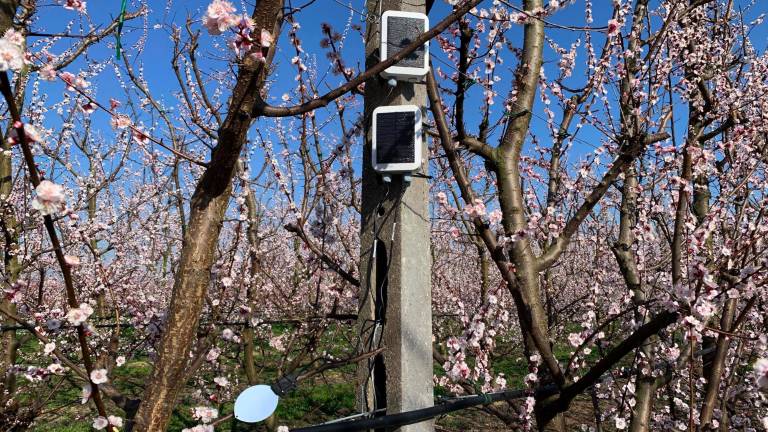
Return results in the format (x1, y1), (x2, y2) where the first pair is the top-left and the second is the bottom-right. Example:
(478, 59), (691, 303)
(357, 1), (434, 431)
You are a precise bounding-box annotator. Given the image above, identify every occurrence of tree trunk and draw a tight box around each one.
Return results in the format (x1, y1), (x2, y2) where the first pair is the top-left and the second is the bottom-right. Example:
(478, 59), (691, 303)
(698, 298), (736, 428)
(613, 165), (655, 432)
(130, 2), (284, 430)
(492, 1), (564, 429)
(0, 1), (22, 425)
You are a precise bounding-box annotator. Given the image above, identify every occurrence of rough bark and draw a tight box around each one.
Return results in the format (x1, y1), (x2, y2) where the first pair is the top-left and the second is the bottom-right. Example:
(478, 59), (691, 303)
(698, 298), (736, 428)
(0, 1), (25, 426)
(486, 1), (567, 430)
(130, 2), (285, 430)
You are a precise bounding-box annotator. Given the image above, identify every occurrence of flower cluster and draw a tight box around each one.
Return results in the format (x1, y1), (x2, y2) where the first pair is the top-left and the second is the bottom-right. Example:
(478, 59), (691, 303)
(463, 198), (487, 219)
(90, 368), (108, 385)
(192, 406), (219, 424)
(65, 303), (94, 326)
(32, 180), (66, 216)
(62, 0), (86, 13)
(0, 29), (25, 72)
(203, 0), (273, 59)
(92, 415), (122, 430)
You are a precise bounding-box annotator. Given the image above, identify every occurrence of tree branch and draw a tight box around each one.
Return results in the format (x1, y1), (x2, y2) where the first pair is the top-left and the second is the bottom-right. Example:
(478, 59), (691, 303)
(254, 0), (483, 117)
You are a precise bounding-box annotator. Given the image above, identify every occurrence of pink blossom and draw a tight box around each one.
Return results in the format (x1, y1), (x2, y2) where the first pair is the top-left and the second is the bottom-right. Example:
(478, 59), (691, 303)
(447, 360), (470, 380)
(260, 29), (273, 47)
(248, 50), (265, 62)
(9, 123), (43, 145)
(111, 114), (131, 129)
(567, 332), (584, 347)
(269, 335), (286, 352)
(133, 129), (150, 145)
(92, 417), (108, 430)
(607, 19), (621, 37)
(63, 0), (86, 13)
(59, 71), (76, 88)
(3, 29), (23, 46)
(90, 368), (108, 384)
(755, 358), (768, 389)
(192, 406), (219, 424)
(436, 192), (448, 206)
(66, 303), (94, 326)
(213, 376), (229, 387)
(449, 226), (460, 238)
(44, 342), (56, 355)
(464, 198), (487, 218)
(206, 347), (221, 362)
(39, 65), (57, 81)
(108, 416), (123, 427)
(0, 39), (23, 72)
(665, 346), (680, 362)
(182, 426), (214, 432)
(32, 180), (66, 216)
(236, 14), (255, 31)
(615, 417), (627, 430)
(47, 363), (65, 374)
(116, 356), (126, 367)
(4, 286), (22, 304)
(203, 0), (237, 35)
(488, 209), (503, 225)
(59, 71), (89, 91)
(81, 102), (96, 114)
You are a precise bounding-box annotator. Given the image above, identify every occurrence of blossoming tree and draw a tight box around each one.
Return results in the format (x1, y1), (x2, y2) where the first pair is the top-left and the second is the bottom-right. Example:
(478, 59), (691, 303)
(0, 0), (767, 432)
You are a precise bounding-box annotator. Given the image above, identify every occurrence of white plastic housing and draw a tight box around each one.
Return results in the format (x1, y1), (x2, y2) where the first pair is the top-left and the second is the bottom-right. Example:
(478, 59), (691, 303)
(372, 105), (422, 173)
(380, 10), (429, 81)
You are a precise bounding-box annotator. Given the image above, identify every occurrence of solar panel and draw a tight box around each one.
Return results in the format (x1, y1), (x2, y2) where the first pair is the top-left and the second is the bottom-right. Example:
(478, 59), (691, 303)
(376, 111), (416, 164)
(381, 11), (429, 81)
(386, 16), (426, 69)
(372, 105), (422, 173)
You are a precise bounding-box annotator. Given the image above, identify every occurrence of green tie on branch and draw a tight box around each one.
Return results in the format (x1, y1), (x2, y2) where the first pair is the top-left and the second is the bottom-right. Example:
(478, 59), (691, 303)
(115, 0), (128, 60)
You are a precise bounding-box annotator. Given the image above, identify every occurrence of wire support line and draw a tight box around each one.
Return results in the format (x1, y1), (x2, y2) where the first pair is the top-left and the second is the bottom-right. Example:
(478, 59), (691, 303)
(290, 385), (559, 432)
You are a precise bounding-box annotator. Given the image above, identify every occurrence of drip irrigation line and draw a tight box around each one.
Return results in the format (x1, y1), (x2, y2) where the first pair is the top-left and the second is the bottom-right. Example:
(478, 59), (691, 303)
(289, 385), (559, 432)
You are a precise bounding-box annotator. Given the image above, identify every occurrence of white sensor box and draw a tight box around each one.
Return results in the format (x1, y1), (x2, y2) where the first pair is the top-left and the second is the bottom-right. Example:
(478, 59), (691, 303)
(380, 10), (429, 81)
(372, 105), (422, 173)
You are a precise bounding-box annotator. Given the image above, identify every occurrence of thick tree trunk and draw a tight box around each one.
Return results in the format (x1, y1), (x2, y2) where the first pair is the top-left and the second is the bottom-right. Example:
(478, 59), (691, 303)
(130, 2), (284, 430)
(491, 1), (564, 430)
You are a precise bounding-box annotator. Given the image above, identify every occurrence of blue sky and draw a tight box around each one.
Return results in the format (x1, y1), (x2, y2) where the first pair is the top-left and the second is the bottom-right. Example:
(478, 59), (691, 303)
(28, 0), (768, 201)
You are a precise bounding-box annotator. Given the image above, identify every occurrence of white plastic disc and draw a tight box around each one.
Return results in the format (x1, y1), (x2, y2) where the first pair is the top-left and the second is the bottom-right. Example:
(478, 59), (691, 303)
(234, 385), (280, 423)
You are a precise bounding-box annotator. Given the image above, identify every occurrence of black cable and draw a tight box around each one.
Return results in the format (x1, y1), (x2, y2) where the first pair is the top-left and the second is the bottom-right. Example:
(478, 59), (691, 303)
(290, 385), (559, 432)
(360, 183), (393, 412)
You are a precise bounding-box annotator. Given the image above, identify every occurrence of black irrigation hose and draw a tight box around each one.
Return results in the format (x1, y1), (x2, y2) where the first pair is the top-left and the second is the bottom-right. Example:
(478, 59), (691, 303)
(290, 385), (559, 432)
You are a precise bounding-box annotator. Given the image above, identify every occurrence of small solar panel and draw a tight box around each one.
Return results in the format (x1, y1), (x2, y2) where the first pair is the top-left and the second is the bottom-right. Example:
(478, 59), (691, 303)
(380, 11), (429, 81)
(372, 105), (422, 173)
(386, 16), (426, 69)
(376, 111), (416, 164)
